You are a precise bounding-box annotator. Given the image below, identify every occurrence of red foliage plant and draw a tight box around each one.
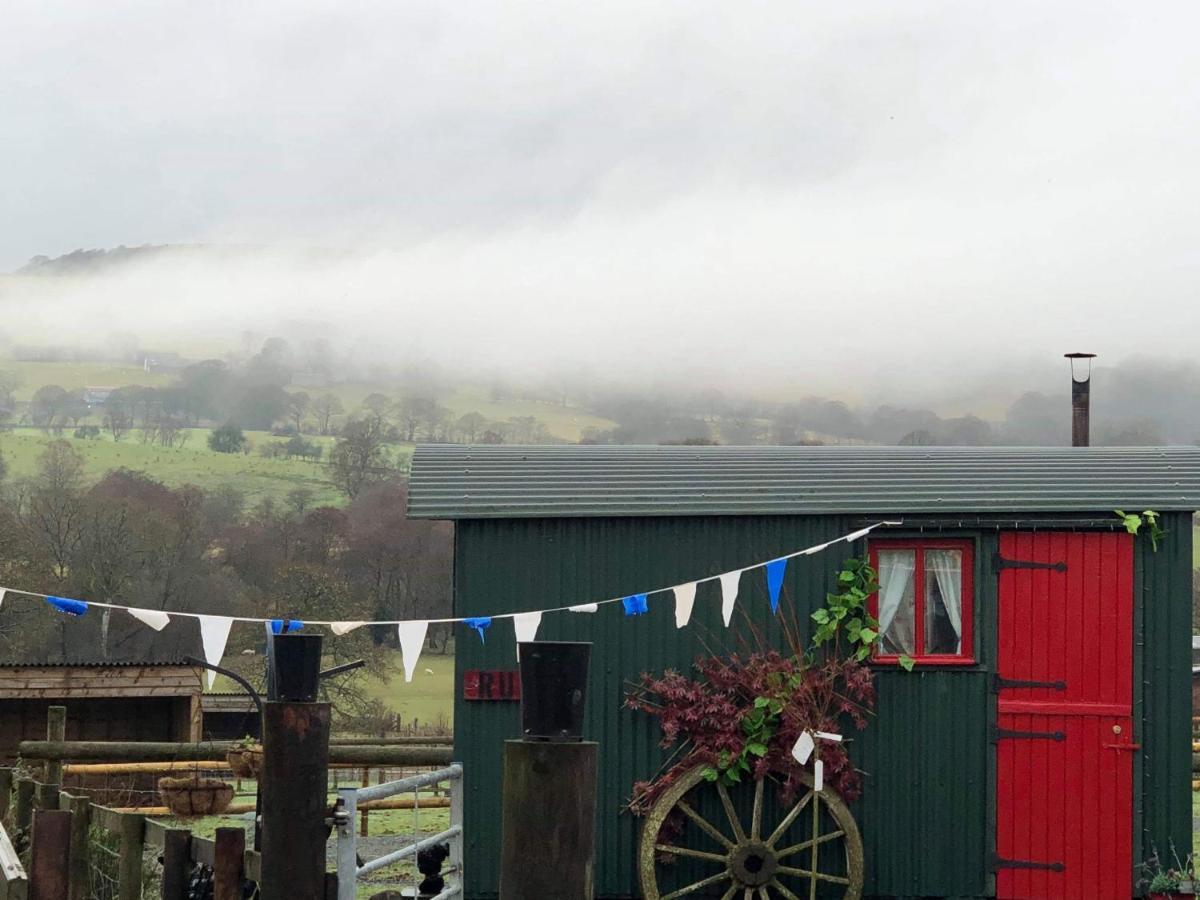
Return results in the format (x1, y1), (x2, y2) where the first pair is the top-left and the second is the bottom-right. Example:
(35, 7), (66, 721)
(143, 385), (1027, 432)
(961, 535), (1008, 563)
(626, 630), (876, 819)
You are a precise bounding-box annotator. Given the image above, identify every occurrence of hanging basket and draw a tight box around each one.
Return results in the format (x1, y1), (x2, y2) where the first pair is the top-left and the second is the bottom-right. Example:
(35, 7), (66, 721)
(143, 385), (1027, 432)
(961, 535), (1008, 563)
(158, 775), (234, 817)
(226, 747), (263, 779)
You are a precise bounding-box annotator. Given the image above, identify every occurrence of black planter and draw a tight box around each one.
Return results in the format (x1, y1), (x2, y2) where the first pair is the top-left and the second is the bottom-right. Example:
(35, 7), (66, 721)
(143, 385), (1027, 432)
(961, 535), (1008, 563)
(518, 641), (591, 742)
(271, 634), (323, 702)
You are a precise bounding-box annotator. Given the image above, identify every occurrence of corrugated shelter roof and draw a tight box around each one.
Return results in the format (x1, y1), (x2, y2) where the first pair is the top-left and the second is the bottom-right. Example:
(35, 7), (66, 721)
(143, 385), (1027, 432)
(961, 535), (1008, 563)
(407, 444), (1200, 518)
(0, 660), (191, 668)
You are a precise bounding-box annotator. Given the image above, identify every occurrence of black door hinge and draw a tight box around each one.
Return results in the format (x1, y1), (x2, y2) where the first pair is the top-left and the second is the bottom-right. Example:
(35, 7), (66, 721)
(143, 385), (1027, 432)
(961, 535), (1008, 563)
(993, 674), (1068, 692)
(992, 854), (1065, 873)
(994, 554), (1067, 573)
(991, 726), (1066, 742)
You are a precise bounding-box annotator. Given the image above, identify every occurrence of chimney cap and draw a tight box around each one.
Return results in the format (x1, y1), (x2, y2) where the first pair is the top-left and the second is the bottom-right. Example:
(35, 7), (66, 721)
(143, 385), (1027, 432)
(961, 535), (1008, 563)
(1064, 352), (1097, 359)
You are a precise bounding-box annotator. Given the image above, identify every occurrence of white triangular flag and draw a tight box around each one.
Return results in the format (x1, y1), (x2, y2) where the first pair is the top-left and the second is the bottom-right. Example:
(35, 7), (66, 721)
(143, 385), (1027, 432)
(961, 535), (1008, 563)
(512, 611), (542, 646)
(197, 615), (233, 689)
(127, 608), (170, 631)
(569, 603), (598, 613)
(792, 731), (815, 765)
(719, 571), (742, 627)
(673, 583), (697, 629)
(842, 527), (873, 543)
(330, 621), (365, 635)
(397, 620), (428, 683)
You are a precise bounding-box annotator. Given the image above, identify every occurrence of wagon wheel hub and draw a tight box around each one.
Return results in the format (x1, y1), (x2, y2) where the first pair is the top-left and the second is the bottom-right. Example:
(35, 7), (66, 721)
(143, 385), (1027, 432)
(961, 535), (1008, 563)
(729, 840), (778, 886)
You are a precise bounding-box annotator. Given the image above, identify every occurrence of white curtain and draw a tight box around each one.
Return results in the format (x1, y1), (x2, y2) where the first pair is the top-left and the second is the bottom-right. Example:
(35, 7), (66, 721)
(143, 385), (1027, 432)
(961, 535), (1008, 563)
(925, 549), (963, 652)
(877, 550), (915, 655)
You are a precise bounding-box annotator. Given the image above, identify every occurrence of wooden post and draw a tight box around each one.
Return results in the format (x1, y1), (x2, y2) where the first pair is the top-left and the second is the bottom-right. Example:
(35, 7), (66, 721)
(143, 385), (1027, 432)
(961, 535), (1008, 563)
(358, 767), (369, 837)
(14, 780), (34, 837)
(499, 741), (597, 900)
(57, 794), (89, 900)
(29, 810), (71, 900)
(160, 828), (190, 900)
(213, 827), (245, 900)
(117, 813), (144, 900)
(44, 708), (66, 787)
(33, 785), (58, 814)
(0, 769), (13, 822)
(259, 702), (331, 900)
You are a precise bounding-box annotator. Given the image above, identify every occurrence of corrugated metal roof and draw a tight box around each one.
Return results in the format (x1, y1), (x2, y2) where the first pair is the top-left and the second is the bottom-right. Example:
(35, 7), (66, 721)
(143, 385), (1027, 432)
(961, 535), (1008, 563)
(0, 660), (191, 668)
(407, 444), (1200, 518)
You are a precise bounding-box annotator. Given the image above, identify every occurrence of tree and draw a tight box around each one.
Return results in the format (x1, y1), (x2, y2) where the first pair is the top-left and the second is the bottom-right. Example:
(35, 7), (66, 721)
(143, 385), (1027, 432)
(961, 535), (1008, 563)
(16, 440), (86, 579)
(312, 394), (344, 435)
(455, 412), (487, 443)
(329, 417), (390, 499)
(103, 390), (134, 441)
(30, 385), (69, 432)
(208, 423), (249, 454)
(287, 392), (310, 433)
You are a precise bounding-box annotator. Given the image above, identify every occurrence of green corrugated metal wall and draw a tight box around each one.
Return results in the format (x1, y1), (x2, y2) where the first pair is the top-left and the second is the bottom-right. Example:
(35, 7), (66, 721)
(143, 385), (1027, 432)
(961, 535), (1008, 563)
(451, 514), (1191, 898)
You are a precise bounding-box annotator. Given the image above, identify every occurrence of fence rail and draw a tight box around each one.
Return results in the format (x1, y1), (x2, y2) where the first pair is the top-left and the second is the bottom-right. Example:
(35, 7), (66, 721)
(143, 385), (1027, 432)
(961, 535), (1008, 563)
(335, 763), (464, 900)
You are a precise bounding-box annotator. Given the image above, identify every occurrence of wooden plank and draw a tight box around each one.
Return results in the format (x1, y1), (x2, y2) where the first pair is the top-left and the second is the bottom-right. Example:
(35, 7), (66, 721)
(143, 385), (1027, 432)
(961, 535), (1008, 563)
(13, 781), (33, 836)
(160, 829), (190, 900)
(189, 836), (215, 867)
(212, 828), (245, 900)
(28, 810), (70, 900)
(56, 794), (88, 900)
(0, 770), (13, 822)
(0, 821), (28, 900)
(43, 708), (65, 787)
(110, 795), (451, 816)
(33, 785), (58, 813)
(21, 740), (450, 766)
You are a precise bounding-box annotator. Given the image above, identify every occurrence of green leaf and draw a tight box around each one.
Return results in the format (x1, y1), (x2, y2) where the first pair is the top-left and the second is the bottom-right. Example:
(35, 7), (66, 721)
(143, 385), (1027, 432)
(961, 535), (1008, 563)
(811, 609), (830, 624)
(898, 655), (915, 672)
(717, 750), (731, 768)
(700, 766), (718, 782)
(859, 627), (877, 644)
(747, 742), (768, 757)
(767, 699), (783, 715)
(854, 645), (870, 662)
(754, 697), (770, 709)
(838, 571), (855, 584)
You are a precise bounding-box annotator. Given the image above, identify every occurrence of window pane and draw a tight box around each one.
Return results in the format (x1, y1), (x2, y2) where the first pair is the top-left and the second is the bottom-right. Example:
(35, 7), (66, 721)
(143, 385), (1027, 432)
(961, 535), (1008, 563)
(877, 549), (916, 656)
(924, 549), (963, 654)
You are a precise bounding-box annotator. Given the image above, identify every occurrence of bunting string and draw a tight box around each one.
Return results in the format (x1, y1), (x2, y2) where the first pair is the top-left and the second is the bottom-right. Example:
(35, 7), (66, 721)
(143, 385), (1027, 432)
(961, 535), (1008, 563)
(0, 521), (899, 679)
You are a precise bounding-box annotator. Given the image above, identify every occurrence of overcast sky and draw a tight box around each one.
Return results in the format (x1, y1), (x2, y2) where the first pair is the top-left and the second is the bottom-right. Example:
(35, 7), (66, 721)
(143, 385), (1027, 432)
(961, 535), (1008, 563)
(2, 1), (1198, 393)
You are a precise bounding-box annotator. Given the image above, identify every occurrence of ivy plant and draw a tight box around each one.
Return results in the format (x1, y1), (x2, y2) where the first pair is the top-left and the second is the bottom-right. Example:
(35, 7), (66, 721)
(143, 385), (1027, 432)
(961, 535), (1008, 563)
(811, 557), (914, 671)
(1115, 508), (1166, 552)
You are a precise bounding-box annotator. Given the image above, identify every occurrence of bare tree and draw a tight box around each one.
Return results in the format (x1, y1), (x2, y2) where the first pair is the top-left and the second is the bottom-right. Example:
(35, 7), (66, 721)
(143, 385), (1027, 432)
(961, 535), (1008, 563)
(287, 392), (310, 433)
(312, 394), (344, 435)
(329, 417), (391, 499)
(15, 441), (86, 580)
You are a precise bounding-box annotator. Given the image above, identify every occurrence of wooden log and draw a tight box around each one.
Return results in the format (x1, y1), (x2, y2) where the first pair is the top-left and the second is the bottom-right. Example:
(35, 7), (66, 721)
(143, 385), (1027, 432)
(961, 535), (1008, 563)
(43, 708), (65, 788)
(328, 736), (452, 746)
(63, 762), (231, 776)
(117, 813), (145, 900)
(499, 741), (597, 900)
(21, 741), (451, 767)
(160, 829), (190, 900)
(212, 828), (245, 900)
(259, 703), (331, 900)
(110, 795), (451, 816)
(28, 810), (70, 900)
(57, 794), (88, 900)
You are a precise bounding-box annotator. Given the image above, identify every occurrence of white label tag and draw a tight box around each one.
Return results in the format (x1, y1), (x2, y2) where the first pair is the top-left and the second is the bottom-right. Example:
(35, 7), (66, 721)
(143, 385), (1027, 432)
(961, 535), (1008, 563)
(791, 731), (815, 765)
(813, 759), (824, 792)
(814, 731), (843, 742)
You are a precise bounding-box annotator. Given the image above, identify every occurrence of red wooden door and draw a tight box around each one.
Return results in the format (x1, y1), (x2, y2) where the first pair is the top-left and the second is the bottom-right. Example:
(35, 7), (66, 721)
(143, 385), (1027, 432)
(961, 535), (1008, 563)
(996, 532), (1134, 900)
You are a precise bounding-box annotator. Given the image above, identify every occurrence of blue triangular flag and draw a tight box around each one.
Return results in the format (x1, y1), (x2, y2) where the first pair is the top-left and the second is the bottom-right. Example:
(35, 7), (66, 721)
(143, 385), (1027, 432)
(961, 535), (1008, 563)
(47, 596), (88, 617)
(622, 594), (648, 616)
(765, 559), (787, 615)
(270, 619), (304, 634)
(464, 616), (492, 643)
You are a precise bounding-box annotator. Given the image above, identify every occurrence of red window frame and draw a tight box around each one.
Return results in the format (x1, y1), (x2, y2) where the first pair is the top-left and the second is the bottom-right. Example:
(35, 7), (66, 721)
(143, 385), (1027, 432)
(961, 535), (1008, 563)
(867, 538), (975, 666)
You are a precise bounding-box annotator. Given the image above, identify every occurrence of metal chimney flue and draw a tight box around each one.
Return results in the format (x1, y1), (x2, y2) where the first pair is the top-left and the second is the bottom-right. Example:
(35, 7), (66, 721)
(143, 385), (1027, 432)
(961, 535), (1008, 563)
(1064, 352), (1097, 447)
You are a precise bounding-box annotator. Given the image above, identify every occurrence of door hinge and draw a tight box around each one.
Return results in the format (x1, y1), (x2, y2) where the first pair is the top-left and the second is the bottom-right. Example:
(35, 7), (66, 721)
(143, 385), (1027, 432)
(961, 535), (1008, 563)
(994, 553), (1067, 573)
(991, 726), (1066, 742)
(992, 854), (1065, 873)
(993, 674), (1067, 692)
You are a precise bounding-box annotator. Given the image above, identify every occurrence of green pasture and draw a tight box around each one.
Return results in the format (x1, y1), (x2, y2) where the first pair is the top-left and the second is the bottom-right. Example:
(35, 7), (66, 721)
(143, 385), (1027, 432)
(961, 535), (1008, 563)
(4, 361), (172, 401)
(362, 650), (455, 729)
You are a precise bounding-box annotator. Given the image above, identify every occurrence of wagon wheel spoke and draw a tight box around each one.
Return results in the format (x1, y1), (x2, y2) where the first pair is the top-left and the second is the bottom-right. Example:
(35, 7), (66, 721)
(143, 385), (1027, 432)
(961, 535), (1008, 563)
(769, 879), (802, 900)
(660, 869), (731, 899)
(765, 789), (813, 847)
(756, 888), (771, 900)
(654, 844), (728, 864)
(676, 799), (734, 849)
(718, 886), (738, 900)
(716, 781), (748, 842)
(743, 889), (753, 900)
(751, 778), (764, 840)
(775, 829), (845, 858)
(777, 865), (851, 886)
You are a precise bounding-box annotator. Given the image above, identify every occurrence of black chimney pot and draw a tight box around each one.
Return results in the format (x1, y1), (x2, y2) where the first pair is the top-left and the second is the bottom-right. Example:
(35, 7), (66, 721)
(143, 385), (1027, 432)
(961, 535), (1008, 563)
(1064, 352), (1097, 447)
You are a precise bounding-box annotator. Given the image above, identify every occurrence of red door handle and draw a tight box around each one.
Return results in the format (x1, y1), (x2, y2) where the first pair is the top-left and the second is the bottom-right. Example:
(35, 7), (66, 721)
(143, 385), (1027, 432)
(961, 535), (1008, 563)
(1102, 743), (1141, 751)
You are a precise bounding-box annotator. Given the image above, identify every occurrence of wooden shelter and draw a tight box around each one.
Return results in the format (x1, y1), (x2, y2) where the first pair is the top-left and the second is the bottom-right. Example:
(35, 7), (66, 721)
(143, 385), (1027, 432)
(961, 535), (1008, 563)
(0, 661), (203, 761)
(409, 444), (1200, 899)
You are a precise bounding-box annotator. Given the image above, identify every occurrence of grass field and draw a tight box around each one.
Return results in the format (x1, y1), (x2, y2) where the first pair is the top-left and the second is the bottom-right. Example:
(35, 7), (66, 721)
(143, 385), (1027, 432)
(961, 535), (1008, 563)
(5, 360), (172, 401)
(362, 649), (455, 728)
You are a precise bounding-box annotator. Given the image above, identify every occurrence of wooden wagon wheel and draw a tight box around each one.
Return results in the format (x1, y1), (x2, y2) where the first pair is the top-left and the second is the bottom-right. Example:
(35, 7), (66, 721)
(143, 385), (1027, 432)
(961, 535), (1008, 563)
(639, 765), (863, 900)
